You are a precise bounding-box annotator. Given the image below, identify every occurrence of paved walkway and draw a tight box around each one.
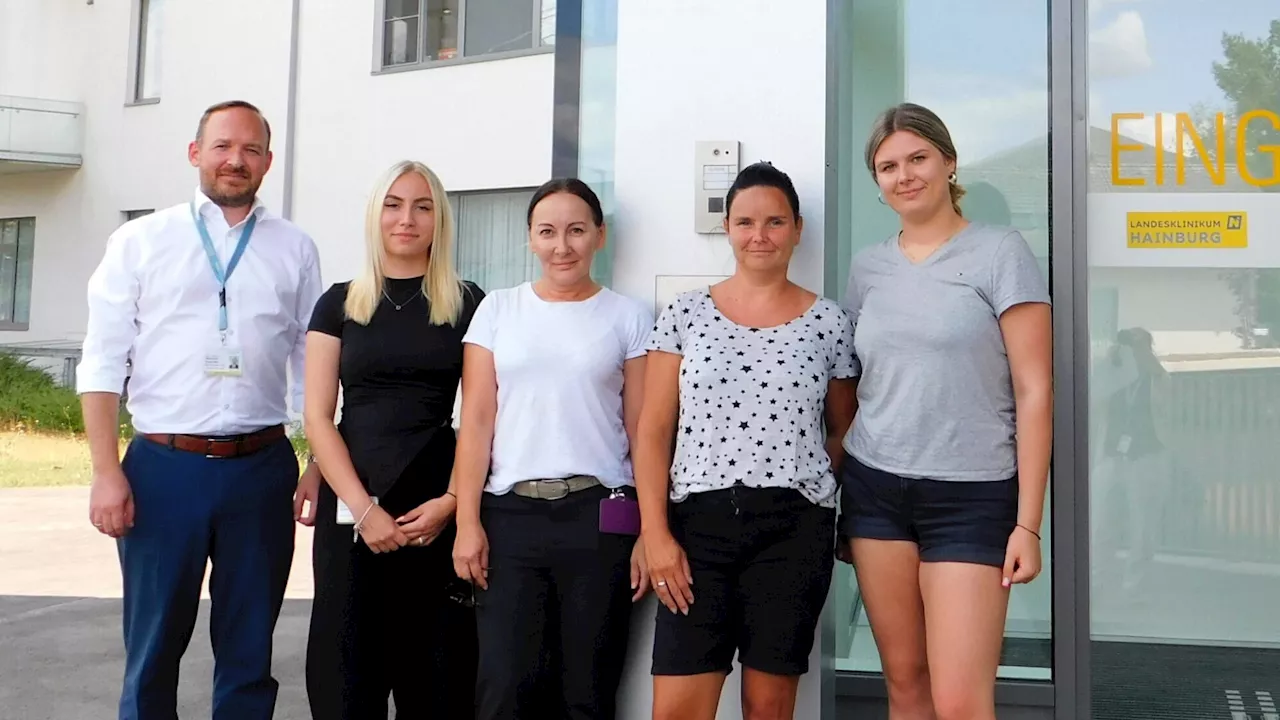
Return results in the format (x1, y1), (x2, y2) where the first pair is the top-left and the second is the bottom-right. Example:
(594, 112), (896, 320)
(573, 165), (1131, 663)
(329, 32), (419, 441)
(0, 487), (315, 719)
(0, 486), (315, 599)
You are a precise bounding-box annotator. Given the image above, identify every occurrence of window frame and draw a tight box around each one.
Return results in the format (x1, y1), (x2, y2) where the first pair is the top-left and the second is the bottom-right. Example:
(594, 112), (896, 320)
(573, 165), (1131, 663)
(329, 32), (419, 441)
(0, 217), (36, 332)
(373, 0), (555, 75)
(126, 0), (162, 106)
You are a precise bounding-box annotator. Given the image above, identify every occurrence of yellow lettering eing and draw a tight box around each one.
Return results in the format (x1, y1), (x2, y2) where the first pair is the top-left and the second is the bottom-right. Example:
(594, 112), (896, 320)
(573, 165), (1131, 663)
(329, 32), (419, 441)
(1176, 112), (1225, 185)
(1154, 113), (1164, 185)
(1238, 110), (1280, 188)
(1111, 113), (1146, 186)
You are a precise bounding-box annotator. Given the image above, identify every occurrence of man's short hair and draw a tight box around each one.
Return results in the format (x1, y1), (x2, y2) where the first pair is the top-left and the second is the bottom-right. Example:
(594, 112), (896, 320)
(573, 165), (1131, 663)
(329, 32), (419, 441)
(195, 100), (272, 148)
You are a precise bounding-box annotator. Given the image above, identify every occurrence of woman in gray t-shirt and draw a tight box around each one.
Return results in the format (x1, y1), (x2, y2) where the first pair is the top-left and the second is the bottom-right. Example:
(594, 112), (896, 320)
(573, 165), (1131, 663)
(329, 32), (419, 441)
(839, 103), (1052, 719)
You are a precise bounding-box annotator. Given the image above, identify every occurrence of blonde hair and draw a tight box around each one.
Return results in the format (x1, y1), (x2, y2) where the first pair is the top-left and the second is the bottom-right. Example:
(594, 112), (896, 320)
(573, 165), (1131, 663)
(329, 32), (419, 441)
(864, 103), (966, 216)
(344, 160), (464, 326)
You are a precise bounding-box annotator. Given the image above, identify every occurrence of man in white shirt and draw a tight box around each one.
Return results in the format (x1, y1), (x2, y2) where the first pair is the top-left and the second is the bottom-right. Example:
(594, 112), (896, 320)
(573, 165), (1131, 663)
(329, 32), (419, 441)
(76, 100), (324, 720)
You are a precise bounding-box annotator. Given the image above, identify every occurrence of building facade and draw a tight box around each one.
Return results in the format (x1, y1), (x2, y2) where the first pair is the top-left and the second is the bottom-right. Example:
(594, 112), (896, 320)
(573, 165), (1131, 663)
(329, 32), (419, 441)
(2, 0), (1278, 718)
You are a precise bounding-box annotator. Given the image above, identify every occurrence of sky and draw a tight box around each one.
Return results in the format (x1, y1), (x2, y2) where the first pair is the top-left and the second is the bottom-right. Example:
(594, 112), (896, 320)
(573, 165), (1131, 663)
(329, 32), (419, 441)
(893, 0), (1279, 162)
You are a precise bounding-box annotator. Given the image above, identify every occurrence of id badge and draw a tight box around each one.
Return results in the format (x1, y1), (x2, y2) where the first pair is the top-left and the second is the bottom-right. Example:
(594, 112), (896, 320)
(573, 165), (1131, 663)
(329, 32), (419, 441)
(1116, 435), (1132, 455)
(204, 344), (244, 377)
(337, 496), (377, 525)
(599, 489), (640, 536)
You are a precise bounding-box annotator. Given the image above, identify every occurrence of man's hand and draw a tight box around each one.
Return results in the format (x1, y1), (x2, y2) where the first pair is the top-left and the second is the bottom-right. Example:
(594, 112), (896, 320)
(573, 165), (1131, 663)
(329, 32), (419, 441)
(294, 460), (321, 526)
(89, 467), (134, 538)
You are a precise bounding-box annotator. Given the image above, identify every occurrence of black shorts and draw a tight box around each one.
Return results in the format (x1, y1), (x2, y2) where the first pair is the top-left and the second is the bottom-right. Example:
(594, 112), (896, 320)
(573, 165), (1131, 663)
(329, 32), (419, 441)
(651, 486), (834, 678)
(838, 453), (1018, 568)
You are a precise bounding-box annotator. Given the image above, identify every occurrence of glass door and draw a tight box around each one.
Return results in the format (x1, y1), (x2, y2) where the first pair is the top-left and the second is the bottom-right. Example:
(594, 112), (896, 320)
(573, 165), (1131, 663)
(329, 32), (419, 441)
(830, 0), (1054, 685)
(1085, 2), (1280, 717)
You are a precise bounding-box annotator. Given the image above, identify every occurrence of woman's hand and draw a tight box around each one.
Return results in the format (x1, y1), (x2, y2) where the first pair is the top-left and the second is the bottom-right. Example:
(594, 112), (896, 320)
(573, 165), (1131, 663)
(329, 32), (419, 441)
(1002, 525), (1042, 587)
(396, 495), (456, 547)
(643, 529), (694, 615)
(453, 521), (490, 590)
(630, 540), (651, 602)
(357, 504), (409, 554)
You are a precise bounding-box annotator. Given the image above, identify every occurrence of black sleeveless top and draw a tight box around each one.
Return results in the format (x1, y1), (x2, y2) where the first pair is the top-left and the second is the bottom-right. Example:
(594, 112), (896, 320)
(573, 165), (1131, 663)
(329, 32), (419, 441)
(308, 276), (485, 496)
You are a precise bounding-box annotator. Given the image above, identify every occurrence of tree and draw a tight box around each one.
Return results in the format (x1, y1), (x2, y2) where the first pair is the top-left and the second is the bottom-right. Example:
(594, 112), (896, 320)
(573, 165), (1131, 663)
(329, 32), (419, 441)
(1211, 19), (1280, 189)
(1211, 19), (1280, 348)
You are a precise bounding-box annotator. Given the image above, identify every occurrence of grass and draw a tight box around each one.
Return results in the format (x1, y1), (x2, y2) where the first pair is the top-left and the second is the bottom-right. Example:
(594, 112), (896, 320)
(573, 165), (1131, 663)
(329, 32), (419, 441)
(0, 353), (311, 488)
(0, 431), (101, 487)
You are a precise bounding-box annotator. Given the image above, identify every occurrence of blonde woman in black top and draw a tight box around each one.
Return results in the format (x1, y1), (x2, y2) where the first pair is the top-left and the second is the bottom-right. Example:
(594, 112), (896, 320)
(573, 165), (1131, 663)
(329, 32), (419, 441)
(299, 160), (484, 719)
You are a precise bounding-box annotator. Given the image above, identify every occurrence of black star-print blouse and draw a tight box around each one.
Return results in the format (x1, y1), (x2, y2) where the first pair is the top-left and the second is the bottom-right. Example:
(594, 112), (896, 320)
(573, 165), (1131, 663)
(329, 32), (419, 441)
(646, 288), (858, 507)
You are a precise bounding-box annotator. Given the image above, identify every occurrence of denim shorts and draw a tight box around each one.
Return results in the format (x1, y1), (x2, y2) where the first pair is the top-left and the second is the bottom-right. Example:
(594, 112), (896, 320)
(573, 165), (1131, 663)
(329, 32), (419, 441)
(838, 453), (1018, 568)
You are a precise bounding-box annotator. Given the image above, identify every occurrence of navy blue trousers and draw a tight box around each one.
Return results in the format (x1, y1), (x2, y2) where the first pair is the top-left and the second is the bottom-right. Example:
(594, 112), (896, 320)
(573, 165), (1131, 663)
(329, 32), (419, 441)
(115, 435), (298, 720)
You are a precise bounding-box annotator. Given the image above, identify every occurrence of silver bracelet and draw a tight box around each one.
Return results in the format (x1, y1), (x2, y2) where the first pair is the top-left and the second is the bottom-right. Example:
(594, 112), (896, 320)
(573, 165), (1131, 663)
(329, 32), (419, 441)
(353, 502), (376, 543)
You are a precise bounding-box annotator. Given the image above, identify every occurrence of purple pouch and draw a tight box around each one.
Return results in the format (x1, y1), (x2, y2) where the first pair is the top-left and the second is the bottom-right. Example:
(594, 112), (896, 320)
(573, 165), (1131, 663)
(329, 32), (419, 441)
(599, 490), (640, 536)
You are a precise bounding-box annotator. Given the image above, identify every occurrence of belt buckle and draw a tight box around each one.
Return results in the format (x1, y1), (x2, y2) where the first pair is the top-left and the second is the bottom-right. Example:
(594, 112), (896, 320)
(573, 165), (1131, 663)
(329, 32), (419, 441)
(204, 438), (238, 459)
(537, 479), (570, 501)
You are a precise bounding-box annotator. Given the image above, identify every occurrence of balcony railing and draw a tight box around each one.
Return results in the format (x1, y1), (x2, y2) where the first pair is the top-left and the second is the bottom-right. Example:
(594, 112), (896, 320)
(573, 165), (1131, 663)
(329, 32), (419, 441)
(0, 95), (84, 169)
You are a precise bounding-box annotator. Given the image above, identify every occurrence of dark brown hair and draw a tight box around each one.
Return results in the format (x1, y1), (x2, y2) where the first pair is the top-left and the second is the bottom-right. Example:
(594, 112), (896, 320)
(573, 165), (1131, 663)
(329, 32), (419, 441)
(527, 178), (605, 227)
(195, 100), (272, 148)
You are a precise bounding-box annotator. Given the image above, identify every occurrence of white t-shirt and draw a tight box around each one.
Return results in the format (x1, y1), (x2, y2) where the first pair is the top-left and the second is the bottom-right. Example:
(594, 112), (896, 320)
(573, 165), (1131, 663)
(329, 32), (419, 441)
(462, 282), (654, 495)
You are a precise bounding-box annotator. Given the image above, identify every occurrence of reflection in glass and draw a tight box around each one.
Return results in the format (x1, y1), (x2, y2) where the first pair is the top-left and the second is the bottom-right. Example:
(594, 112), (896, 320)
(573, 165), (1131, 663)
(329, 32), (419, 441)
(576, 0), (618, 286)
(12, 218), (33, 325)
(0, 219), (17, 323)
(1087, 4), (1280, 717)
(541, 0), (558, 46)
(137, 0), (163, 100)
(832, 0), (1052, 682)
(464, 0), (538, 56)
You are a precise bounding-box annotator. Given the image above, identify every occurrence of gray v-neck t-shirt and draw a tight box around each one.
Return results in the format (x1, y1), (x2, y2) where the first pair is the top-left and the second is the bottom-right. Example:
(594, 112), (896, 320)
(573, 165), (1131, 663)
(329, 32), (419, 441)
(840, 222), (1050, 482)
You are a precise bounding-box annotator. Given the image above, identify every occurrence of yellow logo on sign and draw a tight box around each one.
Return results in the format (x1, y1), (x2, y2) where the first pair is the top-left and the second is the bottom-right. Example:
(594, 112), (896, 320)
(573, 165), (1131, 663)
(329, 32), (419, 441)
(1126, 211), (1248, 249)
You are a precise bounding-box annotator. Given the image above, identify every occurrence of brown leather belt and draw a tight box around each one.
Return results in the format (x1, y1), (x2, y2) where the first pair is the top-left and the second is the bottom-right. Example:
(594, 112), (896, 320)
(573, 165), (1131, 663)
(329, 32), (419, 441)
(140, 424), (286, 458)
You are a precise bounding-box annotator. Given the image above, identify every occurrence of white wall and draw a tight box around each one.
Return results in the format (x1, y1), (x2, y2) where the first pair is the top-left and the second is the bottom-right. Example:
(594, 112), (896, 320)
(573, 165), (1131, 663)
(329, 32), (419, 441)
(607, 1), (831, 717)
(0, 0), (294, 343)
(291, 1), (554, 288)
(0, 0), (89, 101)
(0, 0), (555, 341)
(608, 0), (829, 312)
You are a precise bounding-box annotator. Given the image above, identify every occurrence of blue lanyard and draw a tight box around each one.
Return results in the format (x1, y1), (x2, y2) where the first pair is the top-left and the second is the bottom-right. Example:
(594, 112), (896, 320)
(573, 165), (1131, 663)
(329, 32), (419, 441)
(189, 201), (257, 333)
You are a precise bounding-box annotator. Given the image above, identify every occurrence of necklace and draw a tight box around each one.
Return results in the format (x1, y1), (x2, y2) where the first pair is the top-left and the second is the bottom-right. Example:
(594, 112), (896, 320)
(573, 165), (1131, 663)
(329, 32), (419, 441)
(382, 286), (423, 311)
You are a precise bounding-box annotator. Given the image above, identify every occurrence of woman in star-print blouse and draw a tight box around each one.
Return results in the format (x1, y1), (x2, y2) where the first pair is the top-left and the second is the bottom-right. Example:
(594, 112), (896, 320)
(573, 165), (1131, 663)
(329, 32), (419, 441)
(633, 162), (858, 719)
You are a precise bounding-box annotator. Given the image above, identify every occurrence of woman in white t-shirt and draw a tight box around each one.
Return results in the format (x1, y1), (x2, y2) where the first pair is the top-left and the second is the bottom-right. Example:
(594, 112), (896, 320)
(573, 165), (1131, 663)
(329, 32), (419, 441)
(451, 178), (654, 720)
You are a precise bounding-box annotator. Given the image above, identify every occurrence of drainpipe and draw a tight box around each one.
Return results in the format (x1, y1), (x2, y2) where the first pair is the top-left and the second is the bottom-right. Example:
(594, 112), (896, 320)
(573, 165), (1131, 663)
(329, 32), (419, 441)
(281, 0), (301, 219)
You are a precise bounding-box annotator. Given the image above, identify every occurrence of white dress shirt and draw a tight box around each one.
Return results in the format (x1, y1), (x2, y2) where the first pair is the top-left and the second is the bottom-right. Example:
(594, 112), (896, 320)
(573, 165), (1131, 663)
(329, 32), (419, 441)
(77, 189), (323, 436)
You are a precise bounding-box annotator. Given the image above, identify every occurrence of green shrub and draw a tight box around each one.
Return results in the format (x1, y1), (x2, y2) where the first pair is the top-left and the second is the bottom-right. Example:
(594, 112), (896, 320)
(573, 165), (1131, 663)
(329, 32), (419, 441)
(0, 353), (305, 461)
(0, 353), (132, 437)
(288, 424), (311, 460)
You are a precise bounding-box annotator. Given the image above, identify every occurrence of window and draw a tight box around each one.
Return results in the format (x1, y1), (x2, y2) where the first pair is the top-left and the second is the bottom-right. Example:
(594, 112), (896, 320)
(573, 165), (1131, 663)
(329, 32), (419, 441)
(1086, 4), (1280, 716)
(123, 209), (154, 222)
(379, 0), (555, 70)
(132, 0), (163, 102)
(450, 189), (537, 292)
(0, 218), (35, 330)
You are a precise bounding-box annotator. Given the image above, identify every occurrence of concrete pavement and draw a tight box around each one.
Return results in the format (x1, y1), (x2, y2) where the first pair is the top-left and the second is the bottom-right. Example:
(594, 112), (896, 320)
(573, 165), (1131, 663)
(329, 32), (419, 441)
(0, 487), (316, 719)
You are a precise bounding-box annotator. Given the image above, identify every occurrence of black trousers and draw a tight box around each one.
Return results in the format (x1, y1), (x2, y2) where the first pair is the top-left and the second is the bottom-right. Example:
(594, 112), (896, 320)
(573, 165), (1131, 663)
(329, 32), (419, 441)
(306, 431), (478, 720)
(475, 484), (636, 720)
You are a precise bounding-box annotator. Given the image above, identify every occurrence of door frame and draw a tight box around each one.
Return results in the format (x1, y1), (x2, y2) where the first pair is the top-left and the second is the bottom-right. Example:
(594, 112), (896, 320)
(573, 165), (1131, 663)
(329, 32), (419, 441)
(821, 0), (1092, 716)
